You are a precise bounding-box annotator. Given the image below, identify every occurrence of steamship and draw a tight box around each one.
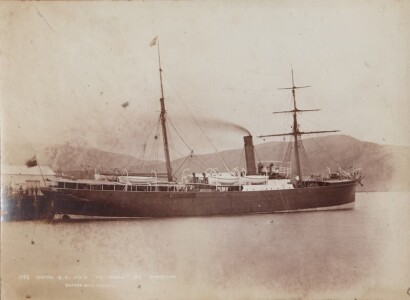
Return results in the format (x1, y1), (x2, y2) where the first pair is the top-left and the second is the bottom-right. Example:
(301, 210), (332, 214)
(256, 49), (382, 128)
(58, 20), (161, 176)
(40, 43), (363, 220)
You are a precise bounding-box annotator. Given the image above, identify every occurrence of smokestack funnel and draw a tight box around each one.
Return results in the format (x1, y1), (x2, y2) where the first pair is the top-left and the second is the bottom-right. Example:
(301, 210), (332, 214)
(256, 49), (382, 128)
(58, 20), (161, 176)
(244, 135), (257, 175)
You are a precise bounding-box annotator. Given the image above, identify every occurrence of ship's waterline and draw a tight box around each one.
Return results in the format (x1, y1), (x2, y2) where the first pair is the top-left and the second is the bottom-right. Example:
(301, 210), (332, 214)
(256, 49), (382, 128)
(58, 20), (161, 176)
(53, 195), (355, 221)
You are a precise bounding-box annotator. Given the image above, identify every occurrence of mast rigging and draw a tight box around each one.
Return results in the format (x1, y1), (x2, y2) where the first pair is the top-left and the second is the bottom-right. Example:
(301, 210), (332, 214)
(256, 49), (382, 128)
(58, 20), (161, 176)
(258, 69), (339, 186)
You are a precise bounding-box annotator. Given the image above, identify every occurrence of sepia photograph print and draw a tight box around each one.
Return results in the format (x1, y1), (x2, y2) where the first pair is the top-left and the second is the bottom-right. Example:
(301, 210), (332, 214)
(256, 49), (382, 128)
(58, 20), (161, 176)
(1, 1), (409, 299)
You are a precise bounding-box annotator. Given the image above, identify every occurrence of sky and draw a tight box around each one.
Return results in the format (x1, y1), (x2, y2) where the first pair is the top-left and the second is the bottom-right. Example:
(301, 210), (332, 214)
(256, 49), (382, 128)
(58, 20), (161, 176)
(1, 0), (409, 161)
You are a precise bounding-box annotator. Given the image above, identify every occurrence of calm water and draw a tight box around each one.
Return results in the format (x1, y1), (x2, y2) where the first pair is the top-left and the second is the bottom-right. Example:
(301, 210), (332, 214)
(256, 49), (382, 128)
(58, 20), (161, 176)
(1, 192), (409, 300)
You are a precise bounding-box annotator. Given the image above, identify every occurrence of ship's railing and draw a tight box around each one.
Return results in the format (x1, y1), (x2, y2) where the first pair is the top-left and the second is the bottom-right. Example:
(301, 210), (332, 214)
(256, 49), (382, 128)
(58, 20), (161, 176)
(258, 161), (292, 176)
(56, 180), (186, 192)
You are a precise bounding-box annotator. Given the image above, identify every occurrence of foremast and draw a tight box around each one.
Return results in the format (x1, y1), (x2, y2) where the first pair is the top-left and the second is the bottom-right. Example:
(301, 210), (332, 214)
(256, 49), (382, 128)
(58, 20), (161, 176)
(155, 39), (173, 182)
(258, 69), (339, 187)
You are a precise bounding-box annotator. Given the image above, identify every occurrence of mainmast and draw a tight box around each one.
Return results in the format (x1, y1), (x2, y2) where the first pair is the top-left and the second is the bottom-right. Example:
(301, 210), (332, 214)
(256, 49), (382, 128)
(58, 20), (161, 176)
(155, 39), (173, 182)
(258, 69), (339, 187)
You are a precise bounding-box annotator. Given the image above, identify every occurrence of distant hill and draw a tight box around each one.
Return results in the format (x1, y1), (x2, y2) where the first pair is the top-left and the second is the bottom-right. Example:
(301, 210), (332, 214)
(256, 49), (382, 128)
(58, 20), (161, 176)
(2, 135), (409, 192)
(172, 135), (410, 192)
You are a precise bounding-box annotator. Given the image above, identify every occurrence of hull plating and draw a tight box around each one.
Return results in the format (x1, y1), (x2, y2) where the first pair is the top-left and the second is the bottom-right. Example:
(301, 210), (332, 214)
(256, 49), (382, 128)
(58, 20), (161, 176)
(42, 182), (356, 218)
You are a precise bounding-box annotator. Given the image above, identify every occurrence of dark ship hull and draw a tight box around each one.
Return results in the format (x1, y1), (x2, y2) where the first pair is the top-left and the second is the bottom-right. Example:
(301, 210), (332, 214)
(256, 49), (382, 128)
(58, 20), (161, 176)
(36, 60), (363, 220)
(41, 181), (356, 219)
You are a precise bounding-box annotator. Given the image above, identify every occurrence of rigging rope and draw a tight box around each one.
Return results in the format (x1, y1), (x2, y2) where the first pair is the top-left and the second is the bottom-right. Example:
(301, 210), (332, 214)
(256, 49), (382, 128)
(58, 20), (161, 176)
(299, 137), (313, 175)
(122, 114), (158, 170)
(167, 115), (193, 152)
(165, 77), (231, 172)
(168, 143), (187, 176)
(139, 116), (161, 167)
(172, 151), (194, 177)
(254, 147), (262, 163)
(190, 153), (211, 170)
(295, 116), (343, 169)
(308, 133), (342, 168)
(283, 137), (292, 163)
